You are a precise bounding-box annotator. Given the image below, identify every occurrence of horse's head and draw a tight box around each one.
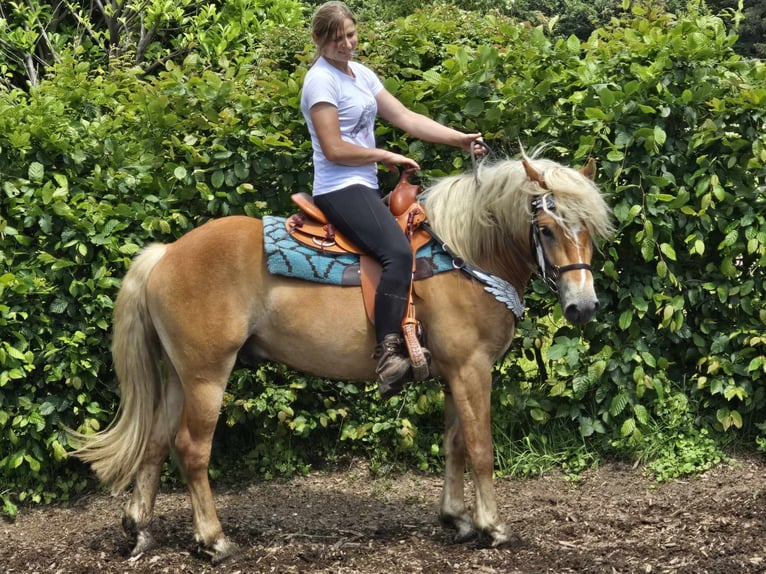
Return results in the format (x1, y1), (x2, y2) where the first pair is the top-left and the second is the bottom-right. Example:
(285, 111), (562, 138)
(419, 151), (613, 325)
(523, 158), (609, 325)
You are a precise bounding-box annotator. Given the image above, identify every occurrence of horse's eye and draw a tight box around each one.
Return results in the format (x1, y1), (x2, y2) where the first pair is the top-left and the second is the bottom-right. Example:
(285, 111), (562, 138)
(540, 226), (554, 238)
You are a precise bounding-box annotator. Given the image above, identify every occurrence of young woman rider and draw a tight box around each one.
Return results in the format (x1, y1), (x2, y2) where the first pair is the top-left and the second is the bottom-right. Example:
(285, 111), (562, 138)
(301, 1), (483, 398)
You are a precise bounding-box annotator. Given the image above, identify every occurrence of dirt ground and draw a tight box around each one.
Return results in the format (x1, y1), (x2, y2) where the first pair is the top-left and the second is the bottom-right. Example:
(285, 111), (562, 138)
(2, 456), (766, 574)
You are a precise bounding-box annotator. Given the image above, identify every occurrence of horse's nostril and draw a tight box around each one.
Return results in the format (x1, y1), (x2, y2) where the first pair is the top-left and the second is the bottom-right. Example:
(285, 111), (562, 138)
(565, 304), (581, 322)
(565, 299), (600, 324)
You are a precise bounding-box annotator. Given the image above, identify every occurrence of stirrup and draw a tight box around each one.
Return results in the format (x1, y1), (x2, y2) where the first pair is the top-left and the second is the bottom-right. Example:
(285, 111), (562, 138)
(402, 322), (430, 381)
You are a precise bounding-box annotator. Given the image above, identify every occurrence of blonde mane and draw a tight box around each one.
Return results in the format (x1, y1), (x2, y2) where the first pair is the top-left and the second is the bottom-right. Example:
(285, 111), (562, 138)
(420, 156), (614, 268)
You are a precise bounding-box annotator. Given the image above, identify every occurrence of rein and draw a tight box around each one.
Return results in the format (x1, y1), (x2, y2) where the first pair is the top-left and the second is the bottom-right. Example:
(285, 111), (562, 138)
(470, 139), (492, 185)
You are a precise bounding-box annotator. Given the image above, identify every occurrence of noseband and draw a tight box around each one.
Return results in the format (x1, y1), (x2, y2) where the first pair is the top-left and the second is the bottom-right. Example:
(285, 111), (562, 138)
(530, 195), (592, 293)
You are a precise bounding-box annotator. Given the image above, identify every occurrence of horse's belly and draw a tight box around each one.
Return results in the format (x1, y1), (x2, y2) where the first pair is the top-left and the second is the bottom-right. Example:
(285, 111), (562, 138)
(246, 280), (378, 381)
(243, 331), (377, 381)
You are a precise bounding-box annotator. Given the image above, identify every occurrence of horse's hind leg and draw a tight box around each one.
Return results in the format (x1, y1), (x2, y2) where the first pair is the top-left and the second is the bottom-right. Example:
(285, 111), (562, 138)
(173, 368), (237, 563)
(122, 365), (184, 556)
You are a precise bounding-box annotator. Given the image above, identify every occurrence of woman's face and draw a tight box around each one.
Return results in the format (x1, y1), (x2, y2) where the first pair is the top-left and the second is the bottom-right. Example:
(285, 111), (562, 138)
(320, 17), (358, 65)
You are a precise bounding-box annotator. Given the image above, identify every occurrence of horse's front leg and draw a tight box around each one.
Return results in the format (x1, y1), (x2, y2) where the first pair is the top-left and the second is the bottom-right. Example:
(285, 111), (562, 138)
(443, 364), (510, 546)
(439, 392), (477, 542)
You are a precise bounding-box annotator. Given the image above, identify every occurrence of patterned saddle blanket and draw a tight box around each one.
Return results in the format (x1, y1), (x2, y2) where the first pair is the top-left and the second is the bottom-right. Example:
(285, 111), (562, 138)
(263, 216), (455, 286)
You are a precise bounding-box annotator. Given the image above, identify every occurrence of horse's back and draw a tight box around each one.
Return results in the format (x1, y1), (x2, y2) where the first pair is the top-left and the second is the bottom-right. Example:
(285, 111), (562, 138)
(168, 215), (263, 259)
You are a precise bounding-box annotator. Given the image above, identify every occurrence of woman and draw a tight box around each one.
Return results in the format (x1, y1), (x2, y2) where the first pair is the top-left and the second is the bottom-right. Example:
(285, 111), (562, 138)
(301, 1), (482, 398)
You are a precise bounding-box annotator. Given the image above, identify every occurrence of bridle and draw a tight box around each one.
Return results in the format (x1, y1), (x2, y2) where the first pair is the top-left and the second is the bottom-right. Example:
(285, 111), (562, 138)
(530, 194), (592, 293)
(470, 140), (593, 294)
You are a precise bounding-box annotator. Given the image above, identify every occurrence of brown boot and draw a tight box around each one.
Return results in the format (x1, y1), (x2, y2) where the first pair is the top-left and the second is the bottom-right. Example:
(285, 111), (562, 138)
(374, 334), (411, 399)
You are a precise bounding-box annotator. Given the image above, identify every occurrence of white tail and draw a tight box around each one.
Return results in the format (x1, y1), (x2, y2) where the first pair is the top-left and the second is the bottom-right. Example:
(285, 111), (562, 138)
(71, 243), (167, 493)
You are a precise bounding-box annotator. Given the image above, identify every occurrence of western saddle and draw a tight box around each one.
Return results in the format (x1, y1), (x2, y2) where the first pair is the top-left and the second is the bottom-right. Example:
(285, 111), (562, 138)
(285, 169), (431, 381)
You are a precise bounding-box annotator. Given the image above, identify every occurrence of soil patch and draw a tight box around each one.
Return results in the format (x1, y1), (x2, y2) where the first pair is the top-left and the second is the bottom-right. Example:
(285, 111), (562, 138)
(2, 457), (765, 573)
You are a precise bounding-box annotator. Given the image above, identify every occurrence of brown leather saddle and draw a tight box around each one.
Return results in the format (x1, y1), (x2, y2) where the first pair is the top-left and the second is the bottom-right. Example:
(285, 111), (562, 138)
(285, 169), (431, 380)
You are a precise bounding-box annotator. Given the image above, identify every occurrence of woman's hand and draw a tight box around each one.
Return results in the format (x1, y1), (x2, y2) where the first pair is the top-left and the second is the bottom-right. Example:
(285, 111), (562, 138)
(382, 152), (420, 175)
(459, 133), (485, 154)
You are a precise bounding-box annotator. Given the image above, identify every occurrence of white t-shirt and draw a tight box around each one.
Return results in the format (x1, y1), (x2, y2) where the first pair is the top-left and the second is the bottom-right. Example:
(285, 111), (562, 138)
(300, 57), (384, 195)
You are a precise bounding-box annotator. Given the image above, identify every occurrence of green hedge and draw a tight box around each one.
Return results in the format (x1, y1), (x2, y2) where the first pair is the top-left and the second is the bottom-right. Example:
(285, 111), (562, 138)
(1, 3), (764, 516)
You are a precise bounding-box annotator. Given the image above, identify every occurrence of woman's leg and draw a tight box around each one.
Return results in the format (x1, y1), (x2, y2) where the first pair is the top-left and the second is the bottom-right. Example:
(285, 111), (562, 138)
(314, 185), (412, 342)
(315, 185), (413, 395)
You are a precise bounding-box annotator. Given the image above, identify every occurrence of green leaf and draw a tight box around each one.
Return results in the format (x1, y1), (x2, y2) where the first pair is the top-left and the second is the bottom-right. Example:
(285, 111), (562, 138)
(530, 408), (548, 422)
(720, 257), (737, 278)
(9, 451), (24, 469)
(656, 260), (667, 278)
(119, 243), (141, 255)
(2, 495), (18, 519)
(211, 170), (225, 188)
(28, 162), (44, 182)
(579, 417), (595, 437)
(659, 243), (676, 261)
(24, 454), (41, 473)
(598, 87), (616, 107)
(640, 237), (654, 262)
(620, 418), (636, 437)
(610, 392), (629, 416)
(633, 404), (649, 425)
(422, 70), (442, 85)
(463, 99), (484, 117)
(606, 149), (624, 162)
(584, 107), (607, 120)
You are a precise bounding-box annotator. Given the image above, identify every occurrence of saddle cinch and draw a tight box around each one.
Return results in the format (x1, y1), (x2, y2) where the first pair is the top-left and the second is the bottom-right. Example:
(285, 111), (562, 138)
(286, 170), (432, 381)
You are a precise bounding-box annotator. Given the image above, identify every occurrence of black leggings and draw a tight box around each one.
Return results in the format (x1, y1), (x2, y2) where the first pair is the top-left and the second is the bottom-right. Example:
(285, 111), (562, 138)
(314, 184), (412, 343)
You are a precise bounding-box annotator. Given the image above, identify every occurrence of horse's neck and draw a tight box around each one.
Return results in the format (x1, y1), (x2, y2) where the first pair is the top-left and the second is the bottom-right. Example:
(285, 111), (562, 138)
(476, 241), (532, 296)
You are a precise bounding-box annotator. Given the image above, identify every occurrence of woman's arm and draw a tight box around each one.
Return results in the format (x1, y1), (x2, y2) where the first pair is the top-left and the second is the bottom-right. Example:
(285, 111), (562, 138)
(310, 102), (420, 171)
(375, 89), (482, 151)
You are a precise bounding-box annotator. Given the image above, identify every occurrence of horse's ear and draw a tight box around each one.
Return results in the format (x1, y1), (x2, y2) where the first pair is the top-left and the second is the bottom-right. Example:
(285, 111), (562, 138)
(522, 159), (547, 189)
(580, 157), (597, 180)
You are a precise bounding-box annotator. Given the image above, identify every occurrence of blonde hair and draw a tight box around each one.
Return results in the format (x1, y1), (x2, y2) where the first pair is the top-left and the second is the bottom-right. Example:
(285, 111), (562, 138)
(311, 1), (356, 57)
(420, 156), (614, 269)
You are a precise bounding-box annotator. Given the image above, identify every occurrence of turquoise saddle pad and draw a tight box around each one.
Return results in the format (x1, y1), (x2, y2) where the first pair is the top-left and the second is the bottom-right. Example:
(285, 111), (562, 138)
(263, 215), (455, 286)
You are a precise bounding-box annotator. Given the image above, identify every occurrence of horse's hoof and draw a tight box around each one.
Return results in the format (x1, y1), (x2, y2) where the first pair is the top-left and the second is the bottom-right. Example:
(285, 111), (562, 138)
(199, 537), (239, 565)
(122, 515), (156, 557)
(131, 530), (157, 557)
(454, 522), (479, 543)
(489, 524), (511, 547)
(440, 513), (478, 543)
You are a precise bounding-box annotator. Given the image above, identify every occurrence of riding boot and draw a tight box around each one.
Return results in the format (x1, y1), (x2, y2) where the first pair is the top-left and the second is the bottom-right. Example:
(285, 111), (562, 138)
(374, 334), (411, 399)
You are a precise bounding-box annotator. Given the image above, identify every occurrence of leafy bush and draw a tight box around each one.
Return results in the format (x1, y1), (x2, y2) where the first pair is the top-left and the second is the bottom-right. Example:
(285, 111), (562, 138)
(1, 2), (765, 516)
(0, 0), (308, 89)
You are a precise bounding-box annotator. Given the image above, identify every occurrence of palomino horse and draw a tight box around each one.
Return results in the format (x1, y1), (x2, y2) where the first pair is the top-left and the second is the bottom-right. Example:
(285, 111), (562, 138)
(72, 154), (613, 562)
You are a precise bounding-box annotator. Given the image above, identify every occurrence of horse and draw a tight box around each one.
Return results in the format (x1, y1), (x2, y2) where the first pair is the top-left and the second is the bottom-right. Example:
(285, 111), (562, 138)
(71, 153), (613, 563)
